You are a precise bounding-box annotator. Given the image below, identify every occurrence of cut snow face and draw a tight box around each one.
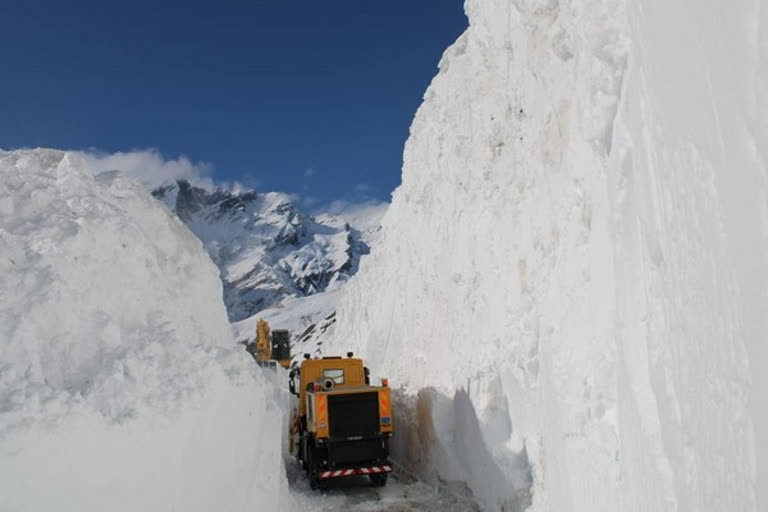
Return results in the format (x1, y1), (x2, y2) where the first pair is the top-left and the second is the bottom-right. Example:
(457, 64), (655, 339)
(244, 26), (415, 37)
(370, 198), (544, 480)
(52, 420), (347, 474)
(0, 149), (293, 511)
(326, 0), (767, 511)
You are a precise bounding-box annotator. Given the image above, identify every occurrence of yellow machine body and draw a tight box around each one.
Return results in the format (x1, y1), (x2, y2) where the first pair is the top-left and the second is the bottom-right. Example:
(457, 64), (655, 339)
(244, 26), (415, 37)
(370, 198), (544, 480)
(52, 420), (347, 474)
(290, 354), (393, 489)
(296, 357), (393, 440)
(253, 319), (291, 369)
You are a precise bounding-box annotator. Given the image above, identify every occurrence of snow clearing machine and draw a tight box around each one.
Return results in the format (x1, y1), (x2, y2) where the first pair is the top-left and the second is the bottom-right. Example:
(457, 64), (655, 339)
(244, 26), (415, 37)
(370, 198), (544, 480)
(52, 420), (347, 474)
(289, 353), (393, 489)
(247, 319), (291, 369)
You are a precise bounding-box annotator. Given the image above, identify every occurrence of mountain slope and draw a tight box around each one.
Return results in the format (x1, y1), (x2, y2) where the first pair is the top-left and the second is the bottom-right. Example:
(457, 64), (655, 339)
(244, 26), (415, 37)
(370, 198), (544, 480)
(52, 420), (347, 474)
(152, 180), (378, 324)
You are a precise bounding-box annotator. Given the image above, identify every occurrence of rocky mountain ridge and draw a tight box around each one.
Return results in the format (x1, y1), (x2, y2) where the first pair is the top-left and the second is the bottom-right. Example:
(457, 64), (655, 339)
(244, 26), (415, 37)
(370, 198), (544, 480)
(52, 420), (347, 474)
(152, 179), (378, 323)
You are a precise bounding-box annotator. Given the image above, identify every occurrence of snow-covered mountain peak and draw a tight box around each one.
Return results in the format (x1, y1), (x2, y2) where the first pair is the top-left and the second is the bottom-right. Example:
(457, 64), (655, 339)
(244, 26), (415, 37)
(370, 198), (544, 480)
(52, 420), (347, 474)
(152, 179), (377, 323)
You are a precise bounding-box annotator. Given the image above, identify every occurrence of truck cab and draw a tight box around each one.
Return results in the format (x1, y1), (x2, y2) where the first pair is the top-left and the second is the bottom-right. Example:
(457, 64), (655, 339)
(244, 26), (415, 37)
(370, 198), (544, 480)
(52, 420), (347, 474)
(289, 353), (393, 489)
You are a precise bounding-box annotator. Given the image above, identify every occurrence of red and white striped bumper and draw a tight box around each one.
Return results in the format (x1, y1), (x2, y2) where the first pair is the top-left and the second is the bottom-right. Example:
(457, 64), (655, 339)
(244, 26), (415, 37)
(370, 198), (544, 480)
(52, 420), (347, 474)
(318, 464), (393, 479)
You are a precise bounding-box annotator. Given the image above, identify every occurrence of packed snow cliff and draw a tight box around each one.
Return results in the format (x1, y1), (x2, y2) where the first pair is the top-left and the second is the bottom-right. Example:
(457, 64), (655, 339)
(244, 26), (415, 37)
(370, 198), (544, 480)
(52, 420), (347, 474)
(0, 149), (292, 511)
(327, 0), (767, 511)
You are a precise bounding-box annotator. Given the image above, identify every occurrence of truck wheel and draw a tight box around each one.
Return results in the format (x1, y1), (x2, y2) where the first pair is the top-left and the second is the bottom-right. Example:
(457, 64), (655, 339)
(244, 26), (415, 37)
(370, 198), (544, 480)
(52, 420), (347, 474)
(370, 474), (388, 487)
(306, 440), (327, 490)
(298, 437), (306, 470)
(305, 438), (314, 473)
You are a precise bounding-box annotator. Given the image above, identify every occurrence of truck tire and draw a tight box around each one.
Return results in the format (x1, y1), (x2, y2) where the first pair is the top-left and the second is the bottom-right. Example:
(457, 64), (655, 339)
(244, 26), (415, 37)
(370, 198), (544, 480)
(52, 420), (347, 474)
(298, 436), (306, 470)
(305, 437), (314, 473)
(306, 445), (326, 490)
(370, 474), (388, 487)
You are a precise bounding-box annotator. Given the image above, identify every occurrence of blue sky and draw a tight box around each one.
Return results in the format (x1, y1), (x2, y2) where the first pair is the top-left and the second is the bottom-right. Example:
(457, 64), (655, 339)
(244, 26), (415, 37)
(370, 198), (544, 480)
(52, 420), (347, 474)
(1, 1), (467, 206)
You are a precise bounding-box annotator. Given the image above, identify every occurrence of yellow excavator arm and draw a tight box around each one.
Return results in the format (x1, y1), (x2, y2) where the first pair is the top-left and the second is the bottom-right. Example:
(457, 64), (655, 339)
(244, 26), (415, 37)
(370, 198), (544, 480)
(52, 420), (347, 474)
(252, 319), (291, 369)
(255, 319), (272, 363)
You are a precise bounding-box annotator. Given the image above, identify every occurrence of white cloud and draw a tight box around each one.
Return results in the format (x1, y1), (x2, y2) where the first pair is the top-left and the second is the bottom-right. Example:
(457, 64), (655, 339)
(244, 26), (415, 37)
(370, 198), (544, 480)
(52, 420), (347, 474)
(304, 168), (316, 178)
(324, 199), (389, 232)
(353, 183), (371, 192)
(301, 196), (319, 207)
(77, 149), (216, 189)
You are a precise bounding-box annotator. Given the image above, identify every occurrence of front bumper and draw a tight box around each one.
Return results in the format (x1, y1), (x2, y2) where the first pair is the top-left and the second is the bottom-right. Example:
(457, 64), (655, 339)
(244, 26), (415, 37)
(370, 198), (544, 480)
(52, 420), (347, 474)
(318, 463), (393, 479)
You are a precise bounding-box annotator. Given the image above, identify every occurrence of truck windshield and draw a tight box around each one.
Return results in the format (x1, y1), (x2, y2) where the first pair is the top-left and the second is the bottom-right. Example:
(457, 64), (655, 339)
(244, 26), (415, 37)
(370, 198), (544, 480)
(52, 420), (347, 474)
(323, 369), (344, 385)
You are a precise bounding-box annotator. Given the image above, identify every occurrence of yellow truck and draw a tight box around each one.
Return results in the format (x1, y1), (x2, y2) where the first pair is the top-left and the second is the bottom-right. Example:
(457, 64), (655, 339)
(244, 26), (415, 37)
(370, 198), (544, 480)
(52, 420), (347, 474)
(289, 352), (393, 489)
(247, 319), (291, 369)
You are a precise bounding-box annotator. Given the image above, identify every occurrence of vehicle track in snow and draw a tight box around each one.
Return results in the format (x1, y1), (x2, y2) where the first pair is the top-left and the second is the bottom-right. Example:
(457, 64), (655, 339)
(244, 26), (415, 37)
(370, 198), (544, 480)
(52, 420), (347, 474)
(287, 461), (481, 511)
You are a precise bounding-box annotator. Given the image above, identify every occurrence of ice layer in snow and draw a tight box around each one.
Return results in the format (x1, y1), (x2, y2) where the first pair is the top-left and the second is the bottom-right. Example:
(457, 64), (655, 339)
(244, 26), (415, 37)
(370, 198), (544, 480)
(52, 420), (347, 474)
(0, 149), (292, 511)
(327, 0), (767, 511)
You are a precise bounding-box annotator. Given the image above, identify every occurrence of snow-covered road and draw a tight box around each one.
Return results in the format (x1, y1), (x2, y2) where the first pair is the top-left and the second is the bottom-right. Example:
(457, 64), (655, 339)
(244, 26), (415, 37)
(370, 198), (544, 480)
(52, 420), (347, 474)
(287, 462), (481, 512)
(263, 355), (480, 511)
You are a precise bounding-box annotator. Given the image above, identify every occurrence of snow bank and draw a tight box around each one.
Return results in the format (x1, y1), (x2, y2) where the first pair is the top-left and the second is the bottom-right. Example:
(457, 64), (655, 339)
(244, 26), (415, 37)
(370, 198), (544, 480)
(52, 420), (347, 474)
(0, 149), (292, 511)
(327, 1), (766, 511)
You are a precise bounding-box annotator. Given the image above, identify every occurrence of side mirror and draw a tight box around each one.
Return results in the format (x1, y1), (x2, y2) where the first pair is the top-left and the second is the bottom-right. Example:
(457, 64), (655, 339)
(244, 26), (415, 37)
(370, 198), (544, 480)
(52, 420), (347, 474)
(288, 369), (298, 396)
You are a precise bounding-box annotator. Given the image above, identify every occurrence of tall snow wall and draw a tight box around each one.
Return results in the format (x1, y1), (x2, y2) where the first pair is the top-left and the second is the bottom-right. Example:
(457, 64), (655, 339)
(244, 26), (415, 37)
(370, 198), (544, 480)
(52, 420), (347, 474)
(328, 1), (767, 511)
(0, 150), (293, 511)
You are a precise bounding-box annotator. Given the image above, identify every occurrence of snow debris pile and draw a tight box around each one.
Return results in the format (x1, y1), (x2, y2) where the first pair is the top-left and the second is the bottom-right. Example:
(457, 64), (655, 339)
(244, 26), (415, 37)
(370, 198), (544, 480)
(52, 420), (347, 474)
(327, 0), (767, 511)
(0, 149), (293, 511)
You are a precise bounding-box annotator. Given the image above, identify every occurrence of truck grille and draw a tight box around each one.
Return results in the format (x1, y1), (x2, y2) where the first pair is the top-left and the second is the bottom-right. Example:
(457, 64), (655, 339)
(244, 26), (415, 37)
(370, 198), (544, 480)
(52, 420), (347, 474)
(328, 392), (379, 438)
